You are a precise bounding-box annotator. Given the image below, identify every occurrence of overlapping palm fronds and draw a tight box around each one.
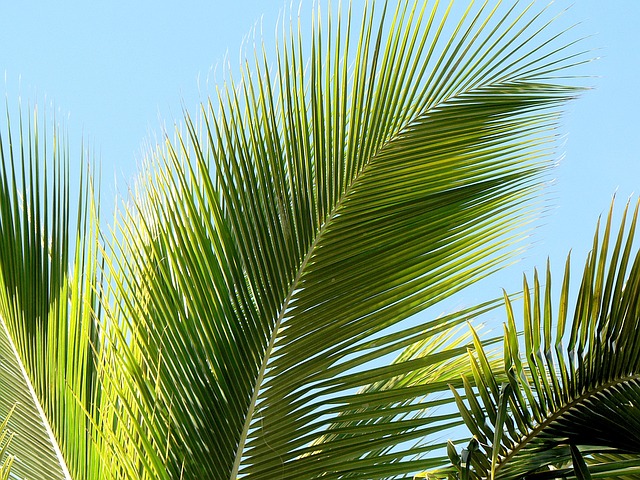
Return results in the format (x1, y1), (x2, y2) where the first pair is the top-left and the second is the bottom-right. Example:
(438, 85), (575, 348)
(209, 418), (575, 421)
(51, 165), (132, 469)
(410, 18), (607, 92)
(101, 2), (582, 478)
(441, 199), (640, 479)
(0, 1), (588, 479)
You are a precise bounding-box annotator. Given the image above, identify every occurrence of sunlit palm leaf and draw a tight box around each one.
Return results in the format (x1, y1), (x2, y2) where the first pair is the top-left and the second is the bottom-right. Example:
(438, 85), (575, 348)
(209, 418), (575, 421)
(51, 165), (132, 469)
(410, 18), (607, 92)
(0, 108), (103, 479)
(101, 1), (583, 479)
(448, 199), (640, 479)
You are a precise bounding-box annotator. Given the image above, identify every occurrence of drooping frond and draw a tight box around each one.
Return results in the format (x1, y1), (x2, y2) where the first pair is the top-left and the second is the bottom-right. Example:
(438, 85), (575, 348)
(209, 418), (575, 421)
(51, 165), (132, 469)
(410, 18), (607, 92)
(448, 198), (640, 479)
(100, 1), (584, 479)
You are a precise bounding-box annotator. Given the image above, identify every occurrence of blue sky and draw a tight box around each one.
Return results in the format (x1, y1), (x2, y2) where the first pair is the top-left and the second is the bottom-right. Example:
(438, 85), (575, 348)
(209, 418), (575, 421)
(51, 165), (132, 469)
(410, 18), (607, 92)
(1, 1), (639, 314)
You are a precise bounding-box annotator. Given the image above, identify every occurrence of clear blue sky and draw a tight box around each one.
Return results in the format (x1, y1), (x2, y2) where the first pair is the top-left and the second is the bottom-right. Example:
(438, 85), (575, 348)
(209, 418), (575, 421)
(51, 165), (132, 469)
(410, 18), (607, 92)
(1, 1), (639, 314)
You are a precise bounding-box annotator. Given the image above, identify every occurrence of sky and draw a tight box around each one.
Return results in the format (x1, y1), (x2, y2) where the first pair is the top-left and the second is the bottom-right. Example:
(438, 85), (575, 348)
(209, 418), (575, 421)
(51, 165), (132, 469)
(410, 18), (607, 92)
(1, 1), (639, 321)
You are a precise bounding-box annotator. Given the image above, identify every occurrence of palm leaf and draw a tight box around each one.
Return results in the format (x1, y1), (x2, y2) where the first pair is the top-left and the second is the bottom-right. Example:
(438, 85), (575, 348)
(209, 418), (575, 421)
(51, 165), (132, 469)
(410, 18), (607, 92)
(448, 198), (640, 479)
(0, 107), (103, 479)
(99, 1), (584, 479)
(0, 2), (587, 479)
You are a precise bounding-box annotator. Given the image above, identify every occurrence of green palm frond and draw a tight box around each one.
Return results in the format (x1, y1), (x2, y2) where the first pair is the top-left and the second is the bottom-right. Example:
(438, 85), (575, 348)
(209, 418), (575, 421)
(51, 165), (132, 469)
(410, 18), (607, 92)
(99, 1), (583, 479)
(447, 198), (640, 479)
(0, 107), (103, 479)
(0, 2), (588, 479)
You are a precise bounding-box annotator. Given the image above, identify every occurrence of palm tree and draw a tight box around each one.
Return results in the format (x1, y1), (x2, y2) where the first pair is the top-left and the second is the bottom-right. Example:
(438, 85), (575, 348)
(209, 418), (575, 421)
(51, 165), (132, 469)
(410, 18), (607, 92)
(2, 1), (633, 479)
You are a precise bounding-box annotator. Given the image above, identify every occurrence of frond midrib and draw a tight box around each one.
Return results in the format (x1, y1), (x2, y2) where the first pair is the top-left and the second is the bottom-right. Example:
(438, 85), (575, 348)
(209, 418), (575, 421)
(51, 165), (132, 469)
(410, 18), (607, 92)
(229, 202), (332, 478)
(495, 371), (640, 476)
(0, 315), (72, 480)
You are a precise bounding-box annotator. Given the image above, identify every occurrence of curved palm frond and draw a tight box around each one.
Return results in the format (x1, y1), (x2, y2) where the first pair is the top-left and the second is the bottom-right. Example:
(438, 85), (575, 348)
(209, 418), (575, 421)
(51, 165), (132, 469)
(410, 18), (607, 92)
(99, 1), (584, 479)
(446, 199), (640, 479)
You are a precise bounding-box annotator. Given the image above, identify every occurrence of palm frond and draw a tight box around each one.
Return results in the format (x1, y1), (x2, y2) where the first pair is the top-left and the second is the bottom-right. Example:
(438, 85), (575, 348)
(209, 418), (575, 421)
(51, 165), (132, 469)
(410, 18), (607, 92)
(100, 1), (584, 479)
(0, 106), (103, 479)
(448, 198), (640, 479)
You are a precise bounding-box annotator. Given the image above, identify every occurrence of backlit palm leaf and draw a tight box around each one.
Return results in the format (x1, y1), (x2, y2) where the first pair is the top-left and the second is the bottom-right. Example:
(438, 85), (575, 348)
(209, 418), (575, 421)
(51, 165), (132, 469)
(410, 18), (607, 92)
(0, 1), (585, 479)
(102, 1), (582, 478)
(0, 108), (103, 479)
